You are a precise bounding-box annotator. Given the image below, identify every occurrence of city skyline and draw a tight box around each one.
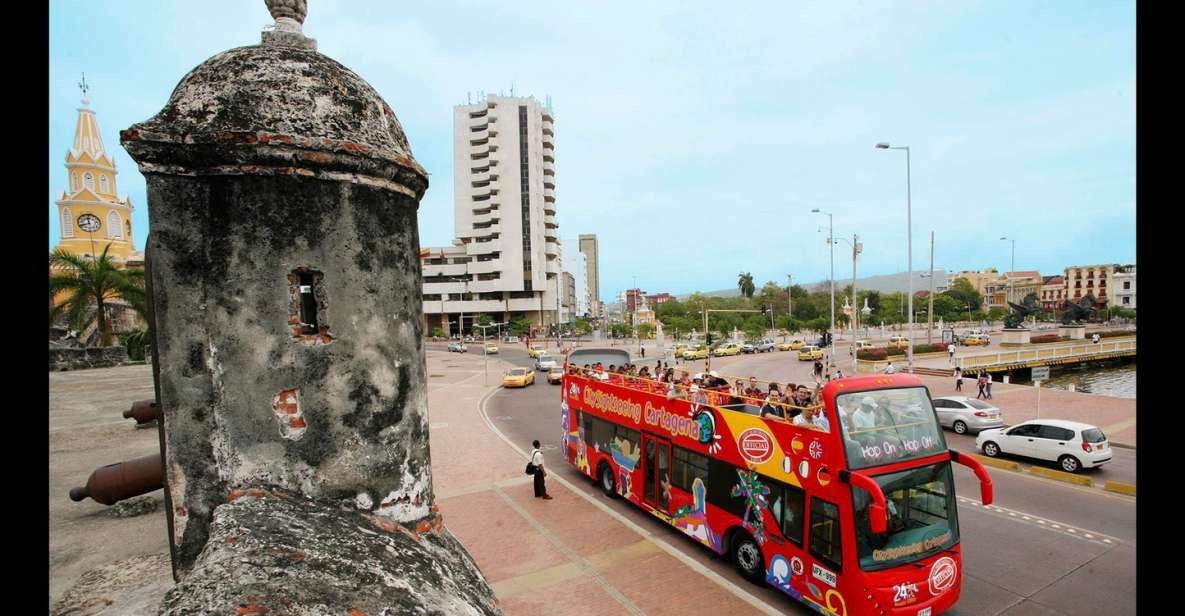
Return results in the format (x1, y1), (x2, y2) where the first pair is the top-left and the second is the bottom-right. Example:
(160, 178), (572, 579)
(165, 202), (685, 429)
(50, 1), (1135, 302)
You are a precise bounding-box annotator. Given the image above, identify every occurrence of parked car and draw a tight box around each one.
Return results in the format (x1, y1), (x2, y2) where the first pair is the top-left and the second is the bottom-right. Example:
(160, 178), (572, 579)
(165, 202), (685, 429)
(740, 342), (757, 354)
(798, 345), (823, 361)
(547, 367), (564, 384)
(527, 345), (547, 358)
(887, 336), (909, 349)
(756, 339), (777, 353)
(502, 368), (535, 388)
(976, 419), (1111, 473)
(683, 345), (710, 360)
(931, 396), (1004, 434)
(484, 343), (499, 354)
(448, 342), (467, 353)
(854, 340), (874, 351)
(535, 355), (559, 371)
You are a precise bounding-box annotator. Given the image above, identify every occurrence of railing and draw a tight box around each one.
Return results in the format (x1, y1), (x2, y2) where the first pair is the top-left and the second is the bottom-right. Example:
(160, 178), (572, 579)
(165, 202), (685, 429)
(955, 338), (1135, 371)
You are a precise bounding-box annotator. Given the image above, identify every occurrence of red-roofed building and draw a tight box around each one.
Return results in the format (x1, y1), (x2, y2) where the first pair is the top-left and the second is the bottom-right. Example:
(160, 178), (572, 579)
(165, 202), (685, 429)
(1041, 275), (1066, 310)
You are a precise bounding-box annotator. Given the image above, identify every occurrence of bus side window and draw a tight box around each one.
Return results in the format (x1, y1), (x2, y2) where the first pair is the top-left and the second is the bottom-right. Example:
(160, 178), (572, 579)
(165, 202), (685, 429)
(781, 484), (805, 546)
(809, 497), (843, 572)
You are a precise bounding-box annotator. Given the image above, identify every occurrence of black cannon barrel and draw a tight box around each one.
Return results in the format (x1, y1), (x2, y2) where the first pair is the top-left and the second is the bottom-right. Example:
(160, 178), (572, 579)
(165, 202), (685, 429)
(122, 399), (160, 425)
(69, 453), (163, 505)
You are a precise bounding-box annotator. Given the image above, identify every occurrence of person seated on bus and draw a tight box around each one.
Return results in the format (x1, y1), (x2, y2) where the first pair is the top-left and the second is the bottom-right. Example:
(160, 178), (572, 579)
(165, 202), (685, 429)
(689, 384), (709, 408)
(730, 379), (746, 405)
(793, 404), (831, 432)
(708, 371), (728, 389)
(767, 382), (782, 398)
(760, 390), (786, 420)
(852, 397), (878, 430)
(744, 377), (762, 399)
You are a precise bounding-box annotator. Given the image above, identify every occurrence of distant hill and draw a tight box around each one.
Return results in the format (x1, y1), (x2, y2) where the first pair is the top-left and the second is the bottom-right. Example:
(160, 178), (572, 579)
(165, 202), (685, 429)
(677, 269), (950, 300)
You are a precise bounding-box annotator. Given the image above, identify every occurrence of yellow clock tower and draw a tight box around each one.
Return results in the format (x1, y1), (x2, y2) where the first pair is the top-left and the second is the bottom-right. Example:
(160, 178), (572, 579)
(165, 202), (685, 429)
(53, 76), (138, 264)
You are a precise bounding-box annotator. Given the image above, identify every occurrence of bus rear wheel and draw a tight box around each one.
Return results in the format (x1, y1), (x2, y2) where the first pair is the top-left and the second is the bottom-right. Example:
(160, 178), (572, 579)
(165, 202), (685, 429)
(731, 533), (765, 584)
(599, 464), (618, 498)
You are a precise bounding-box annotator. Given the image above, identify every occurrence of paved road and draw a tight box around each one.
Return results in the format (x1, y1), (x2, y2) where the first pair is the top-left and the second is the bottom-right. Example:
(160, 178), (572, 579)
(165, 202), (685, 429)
(483, 346), (1135, 615)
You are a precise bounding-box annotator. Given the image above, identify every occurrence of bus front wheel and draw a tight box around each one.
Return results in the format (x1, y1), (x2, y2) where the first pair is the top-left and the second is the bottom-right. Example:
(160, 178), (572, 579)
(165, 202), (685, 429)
(599, 463), (618, 498)
(731, 533), (765, 584)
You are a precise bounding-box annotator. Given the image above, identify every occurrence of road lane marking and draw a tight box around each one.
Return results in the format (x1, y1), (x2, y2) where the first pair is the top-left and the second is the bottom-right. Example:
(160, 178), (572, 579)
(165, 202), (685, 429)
(957, 496), (1125, 546)
(478, 387), (786, 616)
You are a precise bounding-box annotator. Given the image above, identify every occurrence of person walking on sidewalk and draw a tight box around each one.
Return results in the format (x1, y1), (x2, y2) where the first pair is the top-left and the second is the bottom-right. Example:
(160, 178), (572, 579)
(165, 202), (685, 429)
(530, 440), (552, 500)
(948, 342), (956, 363)
(976, 372), (987, 400)
(985, 374), (993, 400)
(955, 367), (963, 392)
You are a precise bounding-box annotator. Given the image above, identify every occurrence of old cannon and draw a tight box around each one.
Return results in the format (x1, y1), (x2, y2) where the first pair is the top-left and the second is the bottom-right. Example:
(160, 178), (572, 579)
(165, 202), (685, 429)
(123, 399), (160, 428)
(69, 453), (163, 505)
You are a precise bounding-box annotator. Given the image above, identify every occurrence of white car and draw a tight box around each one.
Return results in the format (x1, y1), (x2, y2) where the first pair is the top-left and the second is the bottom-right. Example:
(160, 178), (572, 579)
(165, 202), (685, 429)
(535, 355), (559, 371)
(976, 419), (1111, 473)
(931, 396), (1004, 434)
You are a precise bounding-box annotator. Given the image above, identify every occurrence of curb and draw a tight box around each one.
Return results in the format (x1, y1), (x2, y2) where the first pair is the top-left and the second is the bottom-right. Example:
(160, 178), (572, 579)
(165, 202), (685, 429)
(1103, 481), (1137, 496)
(970, 454), (1021, 472)
(1110, 441), (1136, 450)
(1028, 466), (1093, 487)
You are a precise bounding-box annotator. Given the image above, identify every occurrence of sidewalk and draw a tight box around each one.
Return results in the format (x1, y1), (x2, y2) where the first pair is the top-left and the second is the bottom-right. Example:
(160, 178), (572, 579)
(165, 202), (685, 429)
(425, 351), (780, 616)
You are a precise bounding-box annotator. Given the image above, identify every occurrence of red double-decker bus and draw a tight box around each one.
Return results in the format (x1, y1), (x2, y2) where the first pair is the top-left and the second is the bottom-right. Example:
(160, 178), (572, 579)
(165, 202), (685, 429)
(561, 348), (993, 616)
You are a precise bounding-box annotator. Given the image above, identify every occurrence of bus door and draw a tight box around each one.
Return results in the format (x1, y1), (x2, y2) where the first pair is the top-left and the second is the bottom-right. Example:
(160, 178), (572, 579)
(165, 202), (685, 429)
(643, 434), (672, 513)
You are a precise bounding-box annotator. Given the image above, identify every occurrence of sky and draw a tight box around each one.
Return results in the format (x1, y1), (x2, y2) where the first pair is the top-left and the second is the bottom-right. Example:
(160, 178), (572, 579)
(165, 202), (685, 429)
(49, 1), (1135, 302)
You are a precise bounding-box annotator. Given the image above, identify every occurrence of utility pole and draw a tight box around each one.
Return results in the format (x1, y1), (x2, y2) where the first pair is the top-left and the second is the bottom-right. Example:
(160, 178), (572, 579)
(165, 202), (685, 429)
(850, 233), (860, 374)
(786, 274), (793, 331)
(927, 230), (935, 345)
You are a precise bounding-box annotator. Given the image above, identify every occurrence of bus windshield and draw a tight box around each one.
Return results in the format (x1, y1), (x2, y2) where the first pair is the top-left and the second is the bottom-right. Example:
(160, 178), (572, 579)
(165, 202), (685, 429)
(852, 462), (960, 571)
(836, 387), (946, 469)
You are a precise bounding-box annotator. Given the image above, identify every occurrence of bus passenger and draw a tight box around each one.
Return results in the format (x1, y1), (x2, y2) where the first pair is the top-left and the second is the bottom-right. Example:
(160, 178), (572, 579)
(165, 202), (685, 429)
(793, 405), (831, 432)
(760, 390), (785, 420)
(852, 397), (878, 430)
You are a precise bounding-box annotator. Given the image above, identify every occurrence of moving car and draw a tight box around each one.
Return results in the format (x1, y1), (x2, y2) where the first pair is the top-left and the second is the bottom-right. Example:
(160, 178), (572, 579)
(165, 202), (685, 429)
(931, 396), (1004, 434)
(535, 355), (559, 371)
(502, 367), (535, 388)
(547, 367), (564, 384)
(505, 336), (520, 343)
(798, 345), (823, 360)
(484, 343), (499, 354)
(962, 335), (989, 346)
(976, 419), (1111, 473)
(777, 339), (804, 351)
(682, 345), (709, 360)
(887, 336), (909, 349)
(713, 343), (742, 357)
(755, 339), (777, 353)
(447, 342), (467, 353)
(527, 344), (547, 358)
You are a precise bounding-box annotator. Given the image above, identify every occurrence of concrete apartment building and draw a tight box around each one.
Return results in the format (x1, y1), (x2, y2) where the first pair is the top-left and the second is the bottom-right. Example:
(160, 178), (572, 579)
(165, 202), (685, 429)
(1064, 264), (1119, 307)
(579, 234), (601, 319)
(1041, 275), (1067, 310)
(422, 95), (562, 335)
(1109, 265), (1136, 309)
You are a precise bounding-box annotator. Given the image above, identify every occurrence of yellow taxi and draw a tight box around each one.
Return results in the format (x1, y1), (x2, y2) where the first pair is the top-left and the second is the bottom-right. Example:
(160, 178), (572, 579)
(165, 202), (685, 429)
(683, 345), (710, 360)
(777, 342), (794, 351)
(547, 367), (564, 384)
(527, 345), (547, 358)
(887, 336), (909, 349)
(674, 343), (695, 356)
(484, 343), (499, 354)
(502, 367), (535, 387)
(963, 335), (989, 346)
(798, 345), (824, 361)
(713, 343), (742, 357)
(790, 339), (806, 350)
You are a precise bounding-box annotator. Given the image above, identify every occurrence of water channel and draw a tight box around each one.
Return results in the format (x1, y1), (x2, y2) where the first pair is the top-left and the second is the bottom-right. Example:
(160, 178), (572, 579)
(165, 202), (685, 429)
(1014, 357), (1136, 399)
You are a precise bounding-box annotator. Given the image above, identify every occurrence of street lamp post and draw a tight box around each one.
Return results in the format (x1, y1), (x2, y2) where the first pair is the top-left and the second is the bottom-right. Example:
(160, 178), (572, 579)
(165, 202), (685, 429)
(928, 231), (935, 344)
(834, 234), (861, 373)
(1000, 236), (1015, 308)
(786, 273), (793, 332)
(811, 209), (835, 360)
(876, 142), (912, 373)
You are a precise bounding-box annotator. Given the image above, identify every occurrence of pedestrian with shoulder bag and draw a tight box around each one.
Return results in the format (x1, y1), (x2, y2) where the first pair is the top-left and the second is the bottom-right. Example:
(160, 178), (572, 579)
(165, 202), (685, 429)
(528, 439), (552, 499)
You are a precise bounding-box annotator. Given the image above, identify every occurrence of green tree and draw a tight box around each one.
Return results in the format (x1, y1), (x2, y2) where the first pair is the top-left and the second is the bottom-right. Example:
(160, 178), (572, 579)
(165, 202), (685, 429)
(610, 322), (630, 337)
(636, 323), (655, 339)
(508, 318), (532, 336)
(574, 317), (592, 335)
(431, 326), (446, 338)
(931, 294), (960, 319)
(737, 272), (755, 299)
(943, 277), (983, 313)
(49, 246), (145, 347)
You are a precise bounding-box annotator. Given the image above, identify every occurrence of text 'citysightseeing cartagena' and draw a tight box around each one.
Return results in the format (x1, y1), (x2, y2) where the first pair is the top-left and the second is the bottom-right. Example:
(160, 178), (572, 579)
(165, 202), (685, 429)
(580, 386), (700, 441)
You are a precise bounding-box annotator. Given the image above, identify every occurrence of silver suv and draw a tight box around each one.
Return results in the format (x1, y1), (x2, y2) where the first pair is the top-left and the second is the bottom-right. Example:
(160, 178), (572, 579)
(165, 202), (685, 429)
(535, 355), (559, 371)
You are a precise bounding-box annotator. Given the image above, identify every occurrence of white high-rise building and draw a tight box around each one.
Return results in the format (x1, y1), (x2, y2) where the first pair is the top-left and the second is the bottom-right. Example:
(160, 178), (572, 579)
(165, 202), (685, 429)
(567, 248), (590, 316)
(422, 95), (561, 336)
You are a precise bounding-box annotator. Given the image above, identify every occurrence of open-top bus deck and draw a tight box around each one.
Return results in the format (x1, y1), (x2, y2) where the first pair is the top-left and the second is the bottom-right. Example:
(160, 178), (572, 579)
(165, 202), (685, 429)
(561, 348), (992, 616)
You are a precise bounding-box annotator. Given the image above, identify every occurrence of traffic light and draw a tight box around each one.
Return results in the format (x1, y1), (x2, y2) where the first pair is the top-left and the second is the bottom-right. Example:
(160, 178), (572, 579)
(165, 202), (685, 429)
(706, 332), (714, 346)
(761, 305), (768, 316)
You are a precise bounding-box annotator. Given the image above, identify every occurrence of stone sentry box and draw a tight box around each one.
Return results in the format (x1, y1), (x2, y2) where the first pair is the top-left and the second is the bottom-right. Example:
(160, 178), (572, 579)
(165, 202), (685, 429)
(121, 3), (498, 613)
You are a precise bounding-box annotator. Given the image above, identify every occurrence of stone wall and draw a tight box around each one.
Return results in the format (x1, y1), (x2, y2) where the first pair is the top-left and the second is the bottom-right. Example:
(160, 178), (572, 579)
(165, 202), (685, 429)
(49, 346), (130, 371)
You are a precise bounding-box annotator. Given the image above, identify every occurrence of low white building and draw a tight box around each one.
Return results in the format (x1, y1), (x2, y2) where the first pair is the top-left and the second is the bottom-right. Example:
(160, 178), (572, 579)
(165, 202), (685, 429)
(1110, 265), (1136, 309)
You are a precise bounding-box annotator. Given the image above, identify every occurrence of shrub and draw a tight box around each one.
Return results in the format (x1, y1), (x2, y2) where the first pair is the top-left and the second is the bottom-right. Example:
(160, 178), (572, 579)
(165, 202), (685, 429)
(881, 346), (906, 356)
(121, 329), (149, 361)
(1030, 334), (1062, 344)
(913, 343), (947, 354)
(1096, 329), (1134, 339)
(857, 348), (888, 361)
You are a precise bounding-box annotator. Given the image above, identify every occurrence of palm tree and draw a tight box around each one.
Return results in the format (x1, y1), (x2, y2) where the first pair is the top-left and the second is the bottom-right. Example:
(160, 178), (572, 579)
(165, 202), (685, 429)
(49, 245), (146, 347)
(737, 272), (755, 299)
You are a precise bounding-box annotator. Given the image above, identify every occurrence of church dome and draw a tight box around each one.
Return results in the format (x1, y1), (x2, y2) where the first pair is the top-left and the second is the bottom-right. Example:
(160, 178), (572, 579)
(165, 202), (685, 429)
(121, 41), (426, 196)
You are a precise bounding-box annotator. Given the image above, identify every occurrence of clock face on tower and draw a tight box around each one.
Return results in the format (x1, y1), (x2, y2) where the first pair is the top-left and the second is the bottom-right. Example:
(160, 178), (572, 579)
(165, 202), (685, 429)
(77, 213), (101, 233)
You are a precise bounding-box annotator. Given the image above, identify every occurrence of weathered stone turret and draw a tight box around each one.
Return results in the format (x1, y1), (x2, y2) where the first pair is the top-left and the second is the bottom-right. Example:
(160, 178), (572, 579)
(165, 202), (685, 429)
(121, 2), (499, 613)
